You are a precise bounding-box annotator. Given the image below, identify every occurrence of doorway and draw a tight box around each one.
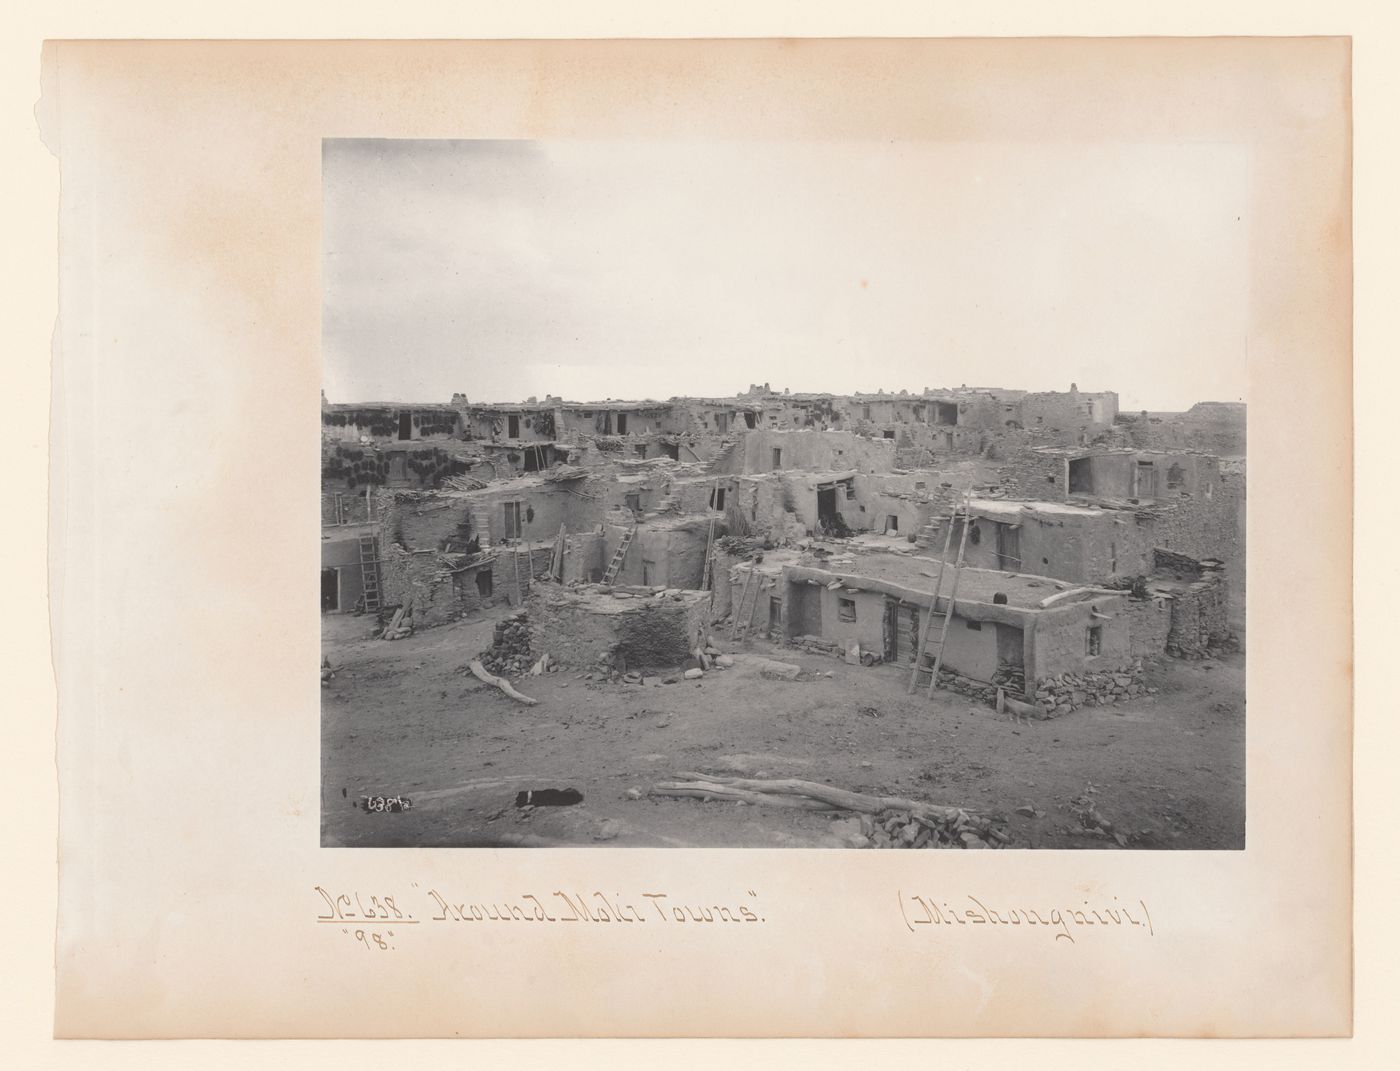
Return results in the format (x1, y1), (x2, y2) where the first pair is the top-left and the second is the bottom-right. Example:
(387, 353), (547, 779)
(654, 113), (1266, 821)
(995, 523), (1022, 571)
(884, 599), (921, 663)
(321, 568), (340, 611)
(1068, 457), (1093, 493)
(398, 411), (412, 440)
(817, 485), (838, 527)
(475, 570), (493, 598)
(768, 595), (782, 636)
(507, 414), (520, 438)
(1135, 460), (1156, 498)
(503, 501), (522, 539)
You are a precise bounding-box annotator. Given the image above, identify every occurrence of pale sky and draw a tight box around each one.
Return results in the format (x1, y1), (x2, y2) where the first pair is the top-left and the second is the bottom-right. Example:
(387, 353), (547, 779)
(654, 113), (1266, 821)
(322, 139), (1251, 411)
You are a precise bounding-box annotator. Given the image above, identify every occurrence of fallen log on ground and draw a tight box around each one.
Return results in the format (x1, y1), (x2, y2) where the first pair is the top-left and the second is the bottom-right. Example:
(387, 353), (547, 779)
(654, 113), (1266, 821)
(653, 781), (839, 811)
(660, 772), (1008, 848)
(672, 772), (973, 821)
(468, 660), (539, 705)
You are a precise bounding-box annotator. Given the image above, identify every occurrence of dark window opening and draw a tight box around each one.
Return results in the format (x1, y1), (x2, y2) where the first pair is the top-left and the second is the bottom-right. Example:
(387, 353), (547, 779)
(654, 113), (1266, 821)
(844, 482), (856, 499)
(710, 487), (727, 511)
(965, 619), (983, 631)
(883, 430), (896, 439)
(838, 598), (856, 622)
(507, 414), (520, 438)
(475, 570), (493, 597)
(1167, 463), (1184, 490)
(743, 412), (756, 429)
(1086, 625), (1102, 656)
(772, 448), (783, 469)
(662, 442), (679, 460)
(933, 401), (959, 425)
(617, 413), (628, 435)
(398, 411), (412, 440)
(634, 444), (647, 457)
(968, 523), (981, 545)
(625, 492), (641, 513)
(992, 592), (1008, 605)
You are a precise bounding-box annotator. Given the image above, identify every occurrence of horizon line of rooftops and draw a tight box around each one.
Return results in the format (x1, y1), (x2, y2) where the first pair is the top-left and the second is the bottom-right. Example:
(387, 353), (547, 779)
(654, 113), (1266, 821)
(322, 386), (1242, 412)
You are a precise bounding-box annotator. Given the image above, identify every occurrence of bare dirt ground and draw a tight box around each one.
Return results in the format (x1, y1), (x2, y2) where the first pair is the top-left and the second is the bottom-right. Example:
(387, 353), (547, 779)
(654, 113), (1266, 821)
(321, 610), (1245, 850)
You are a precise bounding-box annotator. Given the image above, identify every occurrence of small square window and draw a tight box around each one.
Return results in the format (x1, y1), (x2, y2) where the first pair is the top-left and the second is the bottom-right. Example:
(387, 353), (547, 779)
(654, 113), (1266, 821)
(1086, 625), (1102, 656)
(838, 598), (856, 622)
(965, 619), (982, 631)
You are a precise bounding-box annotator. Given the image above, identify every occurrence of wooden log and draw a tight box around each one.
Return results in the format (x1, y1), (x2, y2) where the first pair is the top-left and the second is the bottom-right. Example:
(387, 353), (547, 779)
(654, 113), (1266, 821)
(653, 781), (838, 811)
(468, 660), (539, 705)
(1003, 695), (1044, 720)
(672, 772), (972, 820)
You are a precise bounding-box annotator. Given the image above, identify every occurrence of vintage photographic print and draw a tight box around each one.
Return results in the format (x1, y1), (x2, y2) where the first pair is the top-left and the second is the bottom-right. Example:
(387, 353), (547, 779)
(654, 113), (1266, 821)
(319, 137), (1248, 851)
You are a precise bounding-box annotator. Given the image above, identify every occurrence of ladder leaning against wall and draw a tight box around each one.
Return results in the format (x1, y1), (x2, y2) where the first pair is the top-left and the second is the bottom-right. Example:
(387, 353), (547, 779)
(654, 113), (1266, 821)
(907, 488), (973, 696)
(358, 533), (382, 614)
(602, 524), (637, 585)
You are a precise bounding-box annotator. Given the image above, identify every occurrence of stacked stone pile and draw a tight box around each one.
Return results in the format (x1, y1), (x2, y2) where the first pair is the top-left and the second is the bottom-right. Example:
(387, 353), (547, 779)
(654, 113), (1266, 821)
(830, 808), (1010, 850)
(1034, 663), (1154, 716)
(991, 663), (1026, 694)
(934, 669), (1005, 705)
(479, 612), (532, 676)
(788, 634), (845, 658)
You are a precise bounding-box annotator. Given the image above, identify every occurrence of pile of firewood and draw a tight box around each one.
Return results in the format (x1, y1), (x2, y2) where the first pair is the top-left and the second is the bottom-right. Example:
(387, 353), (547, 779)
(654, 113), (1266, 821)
(651, 772), (1009, 849)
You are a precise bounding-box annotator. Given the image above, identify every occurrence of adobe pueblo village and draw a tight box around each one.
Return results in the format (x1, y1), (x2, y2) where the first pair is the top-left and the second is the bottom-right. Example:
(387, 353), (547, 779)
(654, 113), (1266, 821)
(321, 385), (1245, 849)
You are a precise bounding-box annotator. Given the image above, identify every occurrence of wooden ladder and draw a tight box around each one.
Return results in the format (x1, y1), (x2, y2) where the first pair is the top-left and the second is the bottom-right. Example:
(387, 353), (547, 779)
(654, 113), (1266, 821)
(907, 488), (973, 696)
(602, 524), (636, 585)
(549, 524), (566, 582)
(700, 478), (719, 591)
(730, 568), (762, 641)
(357, 533), (382, 613)
(511, 542), (529, 605)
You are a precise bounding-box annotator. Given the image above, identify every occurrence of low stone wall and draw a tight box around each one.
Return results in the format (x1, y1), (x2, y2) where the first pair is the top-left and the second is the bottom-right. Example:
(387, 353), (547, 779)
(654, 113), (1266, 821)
(527, 586), (712, 673)
(1033, 663), (1150, 717)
